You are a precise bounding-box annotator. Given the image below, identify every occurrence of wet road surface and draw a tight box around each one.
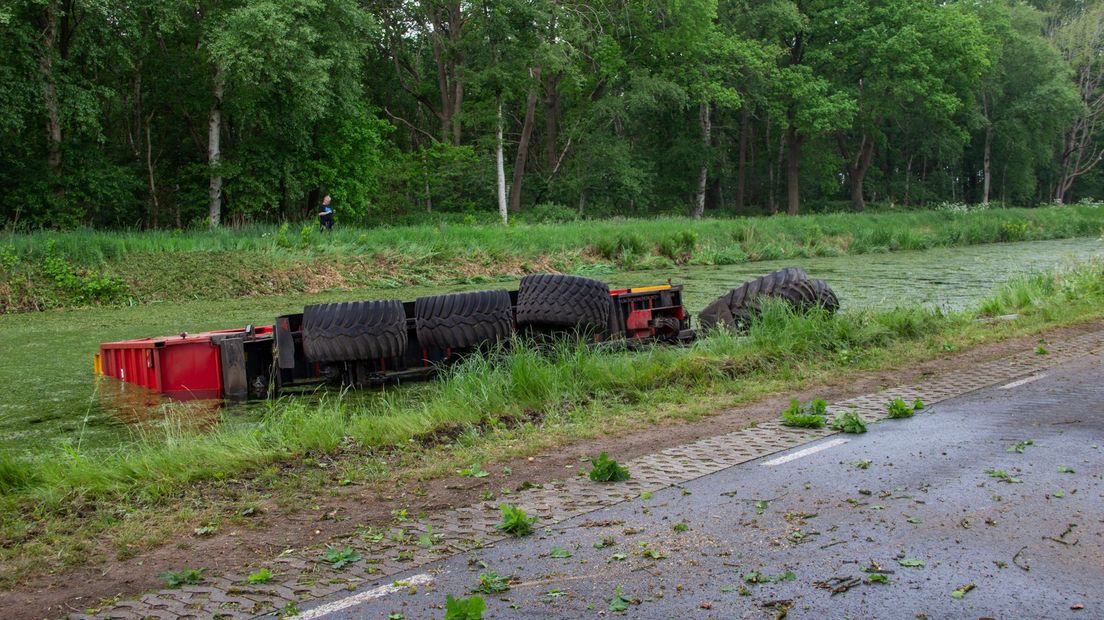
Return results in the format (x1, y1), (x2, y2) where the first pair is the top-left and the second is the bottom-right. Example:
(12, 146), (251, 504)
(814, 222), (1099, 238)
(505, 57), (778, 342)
(301, 353), (1103, 619)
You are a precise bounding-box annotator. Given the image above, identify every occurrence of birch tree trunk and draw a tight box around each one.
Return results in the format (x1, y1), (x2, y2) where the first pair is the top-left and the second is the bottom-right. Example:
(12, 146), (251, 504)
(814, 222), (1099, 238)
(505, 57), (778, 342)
(982, 93), (992, 205)
(692, 102), (711, 219)
(496, 100), (508, 225)
(207, 67), (225, 229)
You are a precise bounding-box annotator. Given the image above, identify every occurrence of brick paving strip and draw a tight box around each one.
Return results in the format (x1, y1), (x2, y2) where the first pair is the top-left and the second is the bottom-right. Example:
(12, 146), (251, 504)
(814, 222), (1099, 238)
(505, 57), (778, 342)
(74, 329), (1104, 619)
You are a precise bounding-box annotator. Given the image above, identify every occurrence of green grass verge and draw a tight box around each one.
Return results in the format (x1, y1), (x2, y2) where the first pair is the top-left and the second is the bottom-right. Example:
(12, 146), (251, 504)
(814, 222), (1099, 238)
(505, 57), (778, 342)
(3, 205), (1103, 311)
(1, 260), (1103, 584)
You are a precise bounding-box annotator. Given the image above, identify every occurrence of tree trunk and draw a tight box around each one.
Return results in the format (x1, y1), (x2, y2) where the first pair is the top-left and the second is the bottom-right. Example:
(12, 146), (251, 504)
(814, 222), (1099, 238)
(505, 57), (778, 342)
(736, 103), (749, 212)
(207, 67), (225, 228)
(982, 125), (993, 205)
(842, 132), (875, 211)
(496, 100), (508, 225)
(692, 102), (711, 219)
(544, 72), (560, 171)
(766, 118), (776, 213)
(38, 3), (63, 190)
(786, 124), (802, 216)
(509, 66), (541, 213)
(146, 115), (160, 228)
(904, 154), (914, 207)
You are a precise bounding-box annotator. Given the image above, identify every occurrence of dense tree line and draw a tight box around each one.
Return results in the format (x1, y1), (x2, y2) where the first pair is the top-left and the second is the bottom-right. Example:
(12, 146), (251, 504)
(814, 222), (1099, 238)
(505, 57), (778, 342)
(2, 0), (1104, 229)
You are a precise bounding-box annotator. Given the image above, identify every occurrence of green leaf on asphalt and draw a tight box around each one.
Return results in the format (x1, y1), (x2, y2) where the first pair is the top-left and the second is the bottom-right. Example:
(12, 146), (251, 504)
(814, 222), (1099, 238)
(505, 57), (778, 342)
(897, 558), (925, 568)
(1007, 439), (1034, 453)
(1057, 466), (1075, 473)
(951, 583), (975, 599)
(985, 469), (1022, 483)
(609, 587), (629, 612)
(1053, 490), (1066, 498)
(550, 547), (572, 558)
(867, 574), (890, 584)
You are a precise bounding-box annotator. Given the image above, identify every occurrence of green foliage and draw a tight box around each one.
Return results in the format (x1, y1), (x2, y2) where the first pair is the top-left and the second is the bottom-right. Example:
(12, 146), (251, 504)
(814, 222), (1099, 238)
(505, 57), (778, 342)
(658, 230), (698, 263)
(41, 241), (128, 305)
(985, 469), (1022, 483)
(781, 399), (827, 428)
(1007, 439), (1034, 453)
(886, 398), (915, 419)
(588, 452), (630, 482)
(247, 568), (274, 584)
(608, 586), (630, 612)
(521, 203), (578, 224)
(550, 547), (572, 558)
(495, 504), (536, 537)
(743, 570), (797, 584)
(831, 410), (868, 434)
(322, 546), (362, 569)
(444, 594), (485, 620)
(472, 571), (510, 594)
(160, 568), (204, 588)
(596, 233), (648, 261)
(456, 463), (489, 478)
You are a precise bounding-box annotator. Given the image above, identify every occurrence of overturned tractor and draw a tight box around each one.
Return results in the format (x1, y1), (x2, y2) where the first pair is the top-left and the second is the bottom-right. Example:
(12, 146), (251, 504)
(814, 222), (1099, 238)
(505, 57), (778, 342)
(96, 269), (838, 401)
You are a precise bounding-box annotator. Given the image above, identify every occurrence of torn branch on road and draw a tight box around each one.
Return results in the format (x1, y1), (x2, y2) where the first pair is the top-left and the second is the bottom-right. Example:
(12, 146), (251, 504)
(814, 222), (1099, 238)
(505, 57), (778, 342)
(1012, 545), (1031, 571)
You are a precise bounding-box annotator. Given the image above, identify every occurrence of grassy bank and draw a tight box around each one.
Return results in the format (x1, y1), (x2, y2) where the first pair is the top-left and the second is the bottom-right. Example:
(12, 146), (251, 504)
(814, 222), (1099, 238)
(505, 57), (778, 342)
(2, 260), (1104, 584)
(3, 205), (1103, 312)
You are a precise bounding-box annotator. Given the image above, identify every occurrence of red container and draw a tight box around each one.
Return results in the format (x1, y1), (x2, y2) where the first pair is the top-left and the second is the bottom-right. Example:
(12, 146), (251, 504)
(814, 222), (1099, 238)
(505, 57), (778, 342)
(97, 326), (271, 400)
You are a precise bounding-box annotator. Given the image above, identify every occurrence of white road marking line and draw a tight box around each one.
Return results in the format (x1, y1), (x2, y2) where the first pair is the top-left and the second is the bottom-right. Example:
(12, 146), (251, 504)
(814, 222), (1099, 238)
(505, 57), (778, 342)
(761, 438), (850, 466)
(294, 573), (435, 619)
(999, 374), (1046, 390)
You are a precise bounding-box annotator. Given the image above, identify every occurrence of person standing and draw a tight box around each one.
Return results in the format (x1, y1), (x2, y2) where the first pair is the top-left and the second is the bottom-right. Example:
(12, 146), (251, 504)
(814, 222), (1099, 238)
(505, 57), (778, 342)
(318, 195), (335, 232)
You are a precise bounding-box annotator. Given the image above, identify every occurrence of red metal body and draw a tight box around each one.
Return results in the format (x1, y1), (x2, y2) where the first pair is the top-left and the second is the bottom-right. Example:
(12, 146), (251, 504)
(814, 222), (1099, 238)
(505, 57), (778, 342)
(98, 326), (272, 399)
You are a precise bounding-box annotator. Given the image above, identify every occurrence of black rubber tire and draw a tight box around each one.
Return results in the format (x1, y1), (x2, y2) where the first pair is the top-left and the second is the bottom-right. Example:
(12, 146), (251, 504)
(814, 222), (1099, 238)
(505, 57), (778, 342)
(415, 289), (514, 350)
(515, 274), (611, 330)
(302, 300), (407, 362)
(808, 278), (840, 312)
(698, 267), (813, 330)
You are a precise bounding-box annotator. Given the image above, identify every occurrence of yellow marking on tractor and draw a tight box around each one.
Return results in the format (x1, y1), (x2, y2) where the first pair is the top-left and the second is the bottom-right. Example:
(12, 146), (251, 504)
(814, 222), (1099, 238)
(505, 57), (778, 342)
(629, 285), (672, 293)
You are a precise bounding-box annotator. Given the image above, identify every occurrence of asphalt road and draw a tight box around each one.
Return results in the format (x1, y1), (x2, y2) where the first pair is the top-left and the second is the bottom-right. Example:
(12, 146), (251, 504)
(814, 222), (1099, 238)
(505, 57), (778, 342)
(298, 353), (1103, 619)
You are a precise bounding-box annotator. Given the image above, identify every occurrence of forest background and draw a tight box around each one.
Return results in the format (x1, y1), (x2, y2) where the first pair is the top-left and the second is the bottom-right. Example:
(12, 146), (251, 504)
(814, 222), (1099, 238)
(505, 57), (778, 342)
(3, 0), (1104, 229)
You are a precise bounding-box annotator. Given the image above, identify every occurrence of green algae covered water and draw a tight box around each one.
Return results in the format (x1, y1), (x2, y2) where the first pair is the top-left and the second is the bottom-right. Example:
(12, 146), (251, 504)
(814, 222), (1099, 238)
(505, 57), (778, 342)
(1, 236), (1101, 455)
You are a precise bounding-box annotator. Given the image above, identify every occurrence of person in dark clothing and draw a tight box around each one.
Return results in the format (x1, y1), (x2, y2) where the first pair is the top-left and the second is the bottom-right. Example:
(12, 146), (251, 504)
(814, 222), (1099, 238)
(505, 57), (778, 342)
(318, 195), (334, 232)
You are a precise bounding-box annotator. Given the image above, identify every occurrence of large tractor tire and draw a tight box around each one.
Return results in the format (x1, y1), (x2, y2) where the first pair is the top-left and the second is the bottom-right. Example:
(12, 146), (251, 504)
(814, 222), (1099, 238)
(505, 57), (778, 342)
(515, 274), (611, 331)
(302, 300), (407, 362)
(415, 289), (514, 350)
(699, 267), (840, 331)
(808, 278), (840, 313)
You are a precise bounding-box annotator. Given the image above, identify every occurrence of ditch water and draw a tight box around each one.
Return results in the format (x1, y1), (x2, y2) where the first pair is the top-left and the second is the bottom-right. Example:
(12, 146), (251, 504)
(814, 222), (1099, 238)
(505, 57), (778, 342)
(1, 236), (1101, 456)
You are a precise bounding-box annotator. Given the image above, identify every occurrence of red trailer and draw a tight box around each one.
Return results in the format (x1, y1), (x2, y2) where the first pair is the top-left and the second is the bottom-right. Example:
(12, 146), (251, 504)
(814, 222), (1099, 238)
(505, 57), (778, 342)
(95, 275), (694, 401)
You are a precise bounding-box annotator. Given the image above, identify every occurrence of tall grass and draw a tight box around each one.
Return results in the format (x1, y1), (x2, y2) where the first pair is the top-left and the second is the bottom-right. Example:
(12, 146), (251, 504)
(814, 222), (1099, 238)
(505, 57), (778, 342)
(4, 205), (1103, 312)
(4, 259), (1103, 513)
(5, 205), (1103, 267)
